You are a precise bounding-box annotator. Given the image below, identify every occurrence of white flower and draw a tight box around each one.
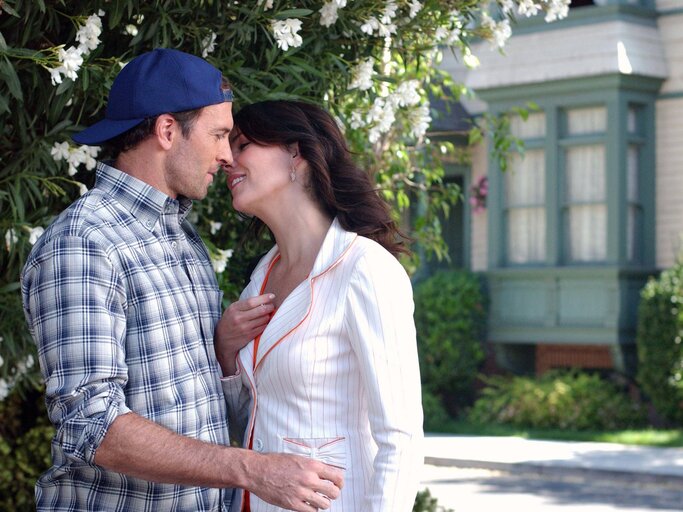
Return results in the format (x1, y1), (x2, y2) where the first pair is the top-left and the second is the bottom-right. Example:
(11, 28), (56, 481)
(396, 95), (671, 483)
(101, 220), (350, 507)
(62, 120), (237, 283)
(545, 0), (570, 22)
(258, 0), (274, 10)
(482, 13), (511, 49)
(360, 17), (380, 35)
(349, 110), (365, 129)
(125, 24), (138, 37)
(408, 1), (423, 19)
(0, 379), (10, 401)
(517, 0), (541, 17)
(348, 58), (375, 91)
(499, 0), (515, 14)
(5, 229), (17, 251)
(27, 226), (44, 245)
(463, 48), (480, 69)
(209, 221), (222, 235)
(271, 19), (303, 51)
(79, 183), (89, 196)
(211, 248), (234, 274)
(50, 141), (70, 161)
(366, 97), (396, 143)
(133, 14), (144, 24)
(49, 68), (63, 86)
(76, 14), (103, 53)
(201, 31), (217, 58)
(58, 46), (84, 81)
(409, 103), (431, 140)
(394, 80), (421, 107)
(320, 1), (340, 27)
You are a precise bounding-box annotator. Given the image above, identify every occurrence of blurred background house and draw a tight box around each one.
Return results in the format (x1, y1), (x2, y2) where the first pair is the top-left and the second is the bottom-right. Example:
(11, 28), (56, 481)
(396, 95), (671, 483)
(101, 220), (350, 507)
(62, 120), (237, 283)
(433, 0), (683, 377)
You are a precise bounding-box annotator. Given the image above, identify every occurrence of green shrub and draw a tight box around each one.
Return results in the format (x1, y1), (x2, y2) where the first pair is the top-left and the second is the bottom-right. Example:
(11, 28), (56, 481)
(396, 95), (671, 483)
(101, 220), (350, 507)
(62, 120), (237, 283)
(636, 261), (683, 425)
(413, 488), (454, 512)
(414, 270), (487, 418)
(0, 387), (54, 510)
(467, 370), (647, 431)
(422, 389), (456, 433)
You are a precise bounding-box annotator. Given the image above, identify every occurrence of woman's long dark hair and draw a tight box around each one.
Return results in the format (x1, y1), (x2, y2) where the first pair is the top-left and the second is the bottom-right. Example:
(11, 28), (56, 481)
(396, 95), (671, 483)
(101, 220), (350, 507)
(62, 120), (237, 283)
(232, 100), (409, 257)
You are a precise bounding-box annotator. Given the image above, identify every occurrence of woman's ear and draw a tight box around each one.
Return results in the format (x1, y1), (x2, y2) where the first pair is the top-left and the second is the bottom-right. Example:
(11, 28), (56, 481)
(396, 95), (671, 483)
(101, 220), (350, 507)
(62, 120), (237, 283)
(288, 142), (300, 159)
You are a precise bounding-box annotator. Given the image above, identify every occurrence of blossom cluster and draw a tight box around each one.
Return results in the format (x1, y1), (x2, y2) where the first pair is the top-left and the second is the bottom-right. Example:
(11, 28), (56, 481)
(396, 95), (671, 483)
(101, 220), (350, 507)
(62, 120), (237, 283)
(349, 73), (430, 143)
(4, 225), (45, 252)
(211, 248), (234, 274)
(51, 141), (100, 178)
(48, 11), (104, 86)
(0, 347), (35, 401)
(469, 175), (489, 213)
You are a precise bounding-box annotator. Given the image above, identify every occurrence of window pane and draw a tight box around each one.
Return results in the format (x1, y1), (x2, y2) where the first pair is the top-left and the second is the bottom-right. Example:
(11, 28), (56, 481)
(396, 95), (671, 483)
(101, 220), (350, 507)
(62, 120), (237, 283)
(506, 149), (546, 264)
(510, 112), (546, 139)
(508, 208), (546, 263)
(628, 107), (638, 135)
(567, 204), (607, 262)
(566, 145), (606, 202)
(627, 206), (637, 262)
(627, 145), (639, 202)
(506, 150), (545, 206)
(567, 106), (607, 135)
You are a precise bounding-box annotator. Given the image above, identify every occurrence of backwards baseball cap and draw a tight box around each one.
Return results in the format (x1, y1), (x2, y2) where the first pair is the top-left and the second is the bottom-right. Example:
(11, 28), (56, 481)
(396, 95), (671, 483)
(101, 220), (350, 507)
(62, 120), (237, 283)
(72, 48), (233, 145)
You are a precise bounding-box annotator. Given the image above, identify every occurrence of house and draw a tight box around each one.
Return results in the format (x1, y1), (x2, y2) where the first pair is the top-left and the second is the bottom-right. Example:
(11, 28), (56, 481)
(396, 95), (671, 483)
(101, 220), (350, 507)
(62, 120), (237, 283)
(435, 0), (683, 376)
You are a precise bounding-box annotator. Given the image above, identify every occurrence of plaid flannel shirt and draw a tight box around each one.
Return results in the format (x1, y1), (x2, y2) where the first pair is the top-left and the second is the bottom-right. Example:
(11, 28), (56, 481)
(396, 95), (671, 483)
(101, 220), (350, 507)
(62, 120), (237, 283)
(21, 162), (232, 511)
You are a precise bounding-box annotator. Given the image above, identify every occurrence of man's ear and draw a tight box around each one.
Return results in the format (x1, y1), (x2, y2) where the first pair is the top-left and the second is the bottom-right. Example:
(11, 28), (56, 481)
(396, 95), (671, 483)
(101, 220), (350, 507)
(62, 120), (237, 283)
(155, 114), (177, 150)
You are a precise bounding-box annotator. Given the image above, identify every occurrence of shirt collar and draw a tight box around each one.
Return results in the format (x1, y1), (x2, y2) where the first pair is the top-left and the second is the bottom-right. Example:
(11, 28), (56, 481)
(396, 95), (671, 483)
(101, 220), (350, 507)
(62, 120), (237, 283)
(94, 161), (194, 230)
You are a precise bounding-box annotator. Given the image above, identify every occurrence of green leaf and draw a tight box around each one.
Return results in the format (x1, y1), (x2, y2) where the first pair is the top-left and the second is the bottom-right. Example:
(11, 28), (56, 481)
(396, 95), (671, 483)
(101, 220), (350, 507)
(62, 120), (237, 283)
(0, 31), (7, 51)
(0, 56), (23, 101)
(1, 2), (20, 17)
(0, 93), (9, 115)
(274, 9), (314, 19)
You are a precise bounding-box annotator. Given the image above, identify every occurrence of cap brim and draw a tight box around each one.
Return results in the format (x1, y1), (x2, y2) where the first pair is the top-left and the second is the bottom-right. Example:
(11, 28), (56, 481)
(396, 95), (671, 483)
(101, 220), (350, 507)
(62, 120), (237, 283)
(72, 117), (145, 146)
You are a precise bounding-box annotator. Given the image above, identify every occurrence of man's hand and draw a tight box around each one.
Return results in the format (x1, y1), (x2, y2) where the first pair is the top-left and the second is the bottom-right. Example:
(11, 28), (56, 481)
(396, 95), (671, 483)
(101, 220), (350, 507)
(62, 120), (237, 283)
(214, 293), (275, 375)
(244, 452), (344, 512)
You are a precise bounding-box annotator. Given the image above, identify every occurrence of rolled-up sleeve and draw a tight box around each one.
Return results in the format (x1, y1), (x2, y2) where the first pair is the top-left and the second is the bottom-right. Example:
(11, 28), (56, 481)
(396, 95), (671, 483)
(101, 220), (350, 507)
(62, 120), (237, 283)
(22, 236), (130, 465)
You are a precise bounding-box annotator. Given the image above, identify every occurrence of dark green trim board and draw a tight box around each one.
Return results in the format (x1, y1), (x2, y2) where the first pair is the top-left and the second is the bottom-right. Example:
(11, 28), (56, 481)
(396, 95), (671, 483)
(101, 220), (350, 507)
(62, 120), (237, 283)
(659, 91), (683, 100)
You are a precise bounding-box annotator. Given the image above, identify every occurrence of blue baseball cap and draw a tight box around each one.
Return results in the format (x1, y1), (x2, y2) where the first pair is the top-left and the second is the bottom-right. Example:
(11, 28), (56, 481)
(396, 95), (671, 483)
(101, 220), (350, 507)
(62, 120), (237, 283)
(72, 48), (233, 145)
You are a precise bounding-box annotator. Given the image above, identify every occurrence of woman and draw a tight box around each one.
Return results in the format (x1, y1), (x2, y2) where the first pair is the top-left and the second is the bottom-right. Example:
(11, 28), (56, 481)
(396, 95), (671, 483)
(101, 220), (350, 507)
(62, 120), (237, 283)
(216, 100), (423, 512)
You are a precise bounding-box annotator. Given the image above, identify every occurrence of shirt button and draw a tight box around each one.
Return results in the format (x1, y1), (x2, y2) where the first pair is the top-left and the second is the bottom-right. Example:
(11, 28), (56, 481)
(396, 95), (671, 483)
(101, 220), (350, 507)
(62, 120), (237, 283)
(171, 241), (178, 248)
(145, 220), (152, 228)
(253, 438), (264, 452)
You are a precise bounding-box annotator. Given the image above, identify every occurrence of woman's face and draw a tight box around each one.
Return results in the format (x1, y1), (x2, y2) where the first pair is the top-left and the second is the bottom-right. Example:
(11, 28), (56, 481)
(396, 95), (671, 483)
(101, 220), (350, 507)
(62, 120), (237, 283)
(226, 132), (295, 216)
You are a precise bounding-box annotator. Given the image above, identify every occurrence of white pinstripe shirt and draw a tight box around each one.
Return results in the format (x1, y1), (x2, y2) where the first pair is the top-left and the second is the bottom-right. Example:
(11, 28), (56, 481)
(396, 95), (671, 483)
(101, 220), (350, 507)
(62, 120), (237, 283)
(224, 218), (423, 511)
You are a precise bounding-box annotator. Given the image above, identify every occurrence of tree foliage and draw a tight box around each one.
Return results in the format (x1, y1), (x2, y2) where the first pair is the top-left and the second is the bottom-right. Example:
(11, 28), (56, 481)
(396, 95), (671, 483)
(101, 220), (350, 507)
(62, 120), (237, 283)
(0, 0), (568, 396)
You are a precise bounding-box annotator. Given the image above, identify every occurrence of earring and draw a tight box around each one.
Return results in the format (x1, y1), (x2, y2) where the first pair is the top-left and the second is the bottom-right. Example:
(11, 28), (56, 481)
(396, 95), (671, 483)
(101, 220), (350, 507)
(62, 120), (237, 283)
(290, 170), (296, 182)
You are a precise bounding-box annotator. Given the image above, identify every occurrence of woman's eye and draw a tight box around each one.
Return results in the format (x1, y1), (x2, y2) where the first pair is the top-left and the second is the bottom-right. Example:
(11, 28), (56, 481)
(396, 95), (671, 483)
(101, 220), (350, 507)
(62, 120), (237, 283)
(239, 142), (250, 151)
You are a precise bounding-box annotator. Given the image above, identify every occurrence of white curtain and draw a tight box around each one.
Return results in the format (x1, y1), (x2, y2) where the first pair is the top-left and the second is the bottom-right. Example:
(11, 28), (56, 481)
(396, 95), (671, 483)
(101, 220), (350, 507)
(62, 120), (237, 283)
(506, 149), (546, 263)
(565, 144), (606, 261)
(567, 106), (606, 134)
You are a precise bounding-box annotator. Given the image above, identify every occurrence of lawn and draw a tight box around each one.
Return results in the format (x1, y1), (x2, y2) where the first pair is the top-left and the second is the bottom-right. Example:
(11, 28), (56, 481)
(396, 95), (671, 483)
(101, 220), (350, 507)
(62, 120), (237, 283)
(430, 420), (683, 448)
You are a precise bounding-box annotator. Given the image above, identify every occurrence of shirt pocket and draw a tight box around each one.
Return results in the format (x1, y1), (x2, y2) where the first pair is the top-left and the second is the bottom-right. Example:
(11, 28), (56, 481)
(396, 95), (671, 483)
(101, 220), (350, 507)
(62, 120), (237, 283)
(280, 435), (347, 470)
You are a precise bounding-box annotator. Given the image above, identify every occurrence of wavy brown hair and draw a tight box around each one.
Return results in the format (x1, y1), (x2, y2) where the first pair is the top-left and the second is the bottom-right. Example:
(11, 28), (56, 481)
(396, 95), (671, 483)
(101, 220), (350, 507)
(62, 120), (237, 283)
(232, 100), (409, 257)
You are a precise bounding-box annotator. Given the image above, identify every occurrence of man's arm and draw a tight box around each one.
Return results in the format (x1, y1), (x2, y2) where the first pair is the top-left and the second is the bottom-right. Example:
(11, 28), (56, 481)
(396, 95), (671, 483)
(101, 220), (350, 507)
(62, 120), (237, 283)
(95, 412), (342, 512)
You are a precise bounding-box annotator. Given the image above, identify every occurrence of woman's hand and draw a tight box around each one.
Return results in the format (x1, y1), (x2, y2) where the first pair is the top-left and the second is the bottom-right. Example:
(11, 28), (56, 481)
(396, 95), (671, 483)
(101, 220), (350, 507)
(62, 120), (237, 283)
(214, 293), (276, 376)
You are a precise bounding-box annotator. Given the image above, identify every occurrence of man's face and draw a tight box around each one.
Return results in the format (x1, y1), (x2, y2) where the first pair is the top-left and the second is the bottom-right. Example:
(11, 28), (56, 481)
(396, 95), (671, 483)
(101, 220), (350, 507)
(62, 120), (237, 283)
(165, 101), (233, 200)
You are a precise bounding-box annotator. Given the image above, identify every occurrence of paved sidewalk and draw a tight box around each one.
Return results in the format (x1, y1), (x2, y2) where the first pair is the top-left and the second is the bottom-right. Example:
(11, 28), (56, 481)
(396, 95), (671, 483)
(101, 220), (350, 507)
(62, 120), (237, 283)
(423, 434), (683, 486)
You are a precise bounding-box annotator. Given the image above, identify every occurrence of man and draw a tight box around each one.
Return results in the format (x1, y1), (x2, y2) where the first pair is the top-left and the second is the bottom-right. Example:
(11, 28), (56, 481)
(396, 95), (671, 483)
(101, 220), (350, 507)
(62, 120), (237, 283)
(21, 48), (342, 512)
